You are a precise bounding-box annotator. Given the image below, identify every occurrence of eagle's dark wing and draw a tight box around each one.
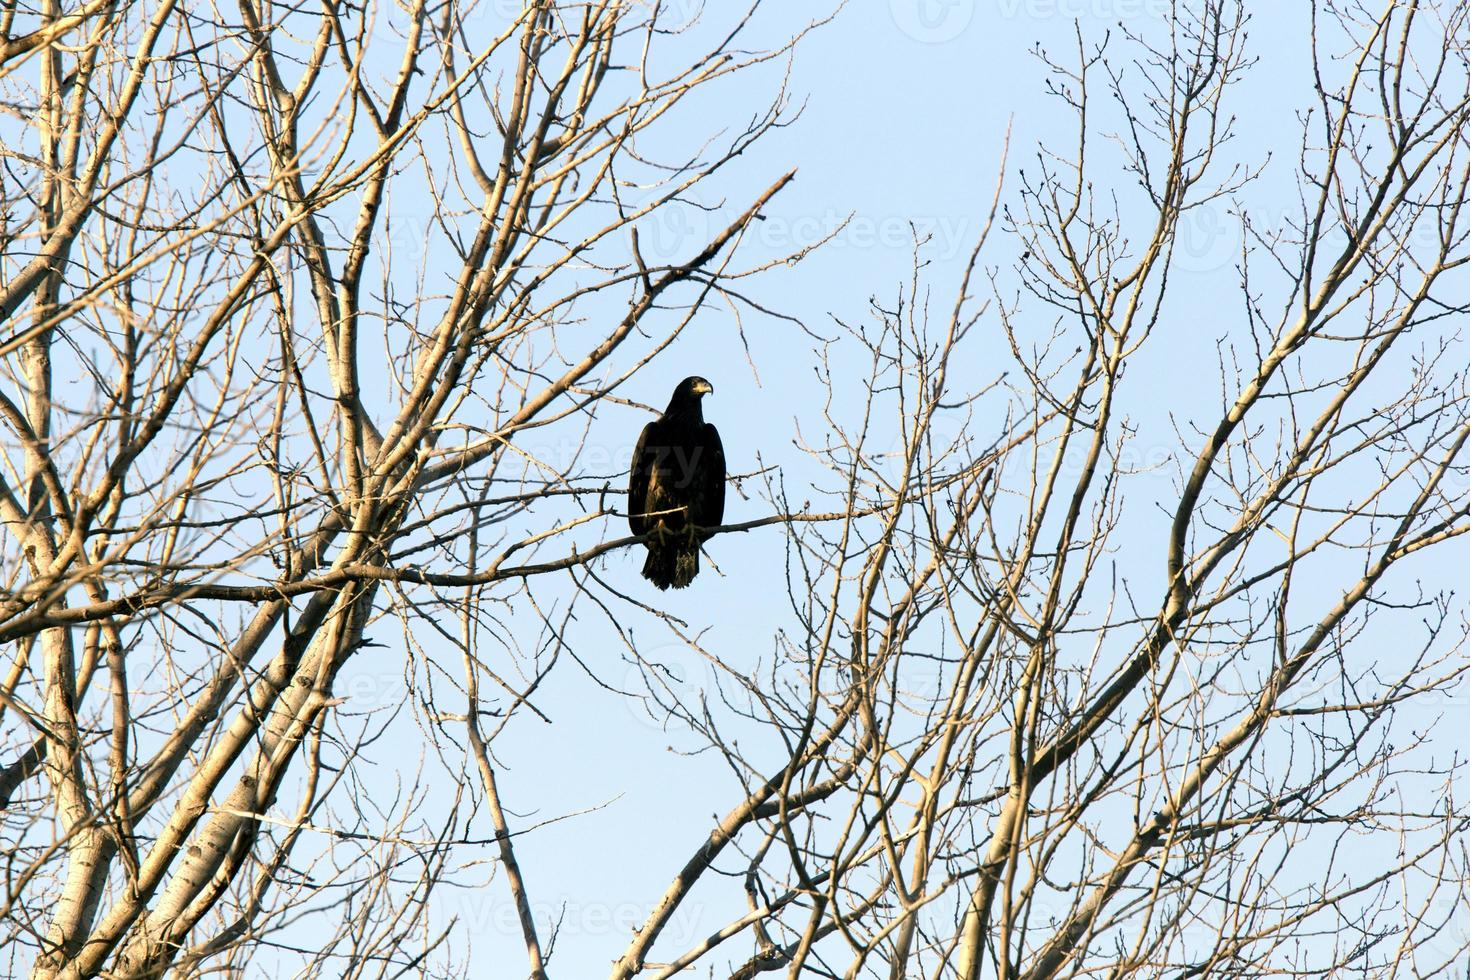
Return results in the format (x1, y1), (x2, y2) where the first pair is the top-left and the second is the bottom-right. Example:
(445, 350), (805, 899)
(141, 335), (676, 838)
(628, 420), (655, 536)
(695, 421), (725, 530)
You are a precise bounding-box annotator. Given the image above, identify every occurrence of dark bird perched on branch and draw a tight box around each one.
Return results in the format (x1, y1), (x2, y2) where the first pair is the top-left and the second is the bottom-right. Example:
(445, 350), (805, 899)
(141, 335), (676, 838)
(628, 376), (725, 589)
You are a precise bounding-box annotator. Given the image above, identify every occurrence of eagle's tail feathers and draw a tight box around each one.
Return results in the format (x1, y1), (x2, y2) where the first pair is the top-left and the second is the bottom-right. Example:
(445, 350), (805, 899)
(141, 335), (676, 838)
(643, 545), (700, 590)
(672, 548), (699, 589)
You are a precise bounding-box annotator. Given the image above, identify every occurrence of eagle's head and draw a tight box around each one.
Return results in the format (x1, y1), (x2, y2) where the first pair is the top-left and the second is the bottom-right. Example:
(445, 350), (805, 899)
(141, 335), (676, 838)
(665, 376), (715, 416)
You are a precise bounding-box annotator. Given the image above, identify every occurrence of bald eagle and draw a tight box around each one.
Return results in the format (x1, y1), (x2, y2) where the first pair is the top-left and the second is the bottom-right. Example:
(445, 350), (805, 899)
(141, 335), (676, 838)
(628, 377), (725, 589)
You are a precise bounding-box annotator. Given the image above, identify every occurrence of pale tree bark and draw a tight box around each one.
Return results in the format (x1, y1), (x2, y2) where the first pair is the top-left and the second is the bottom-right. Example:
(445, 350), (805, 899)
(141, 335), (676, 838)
(0, 0), (820, 976)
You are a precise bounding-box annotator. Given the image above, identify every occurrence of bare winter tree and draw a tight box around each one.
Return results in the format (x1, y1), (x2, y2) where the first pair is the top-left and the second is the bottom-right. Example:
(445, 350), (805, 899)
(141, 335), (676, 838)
(5, 0), (1470, 978)
(600, 2), (1470, 979)
(0, 0), (819, 975)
